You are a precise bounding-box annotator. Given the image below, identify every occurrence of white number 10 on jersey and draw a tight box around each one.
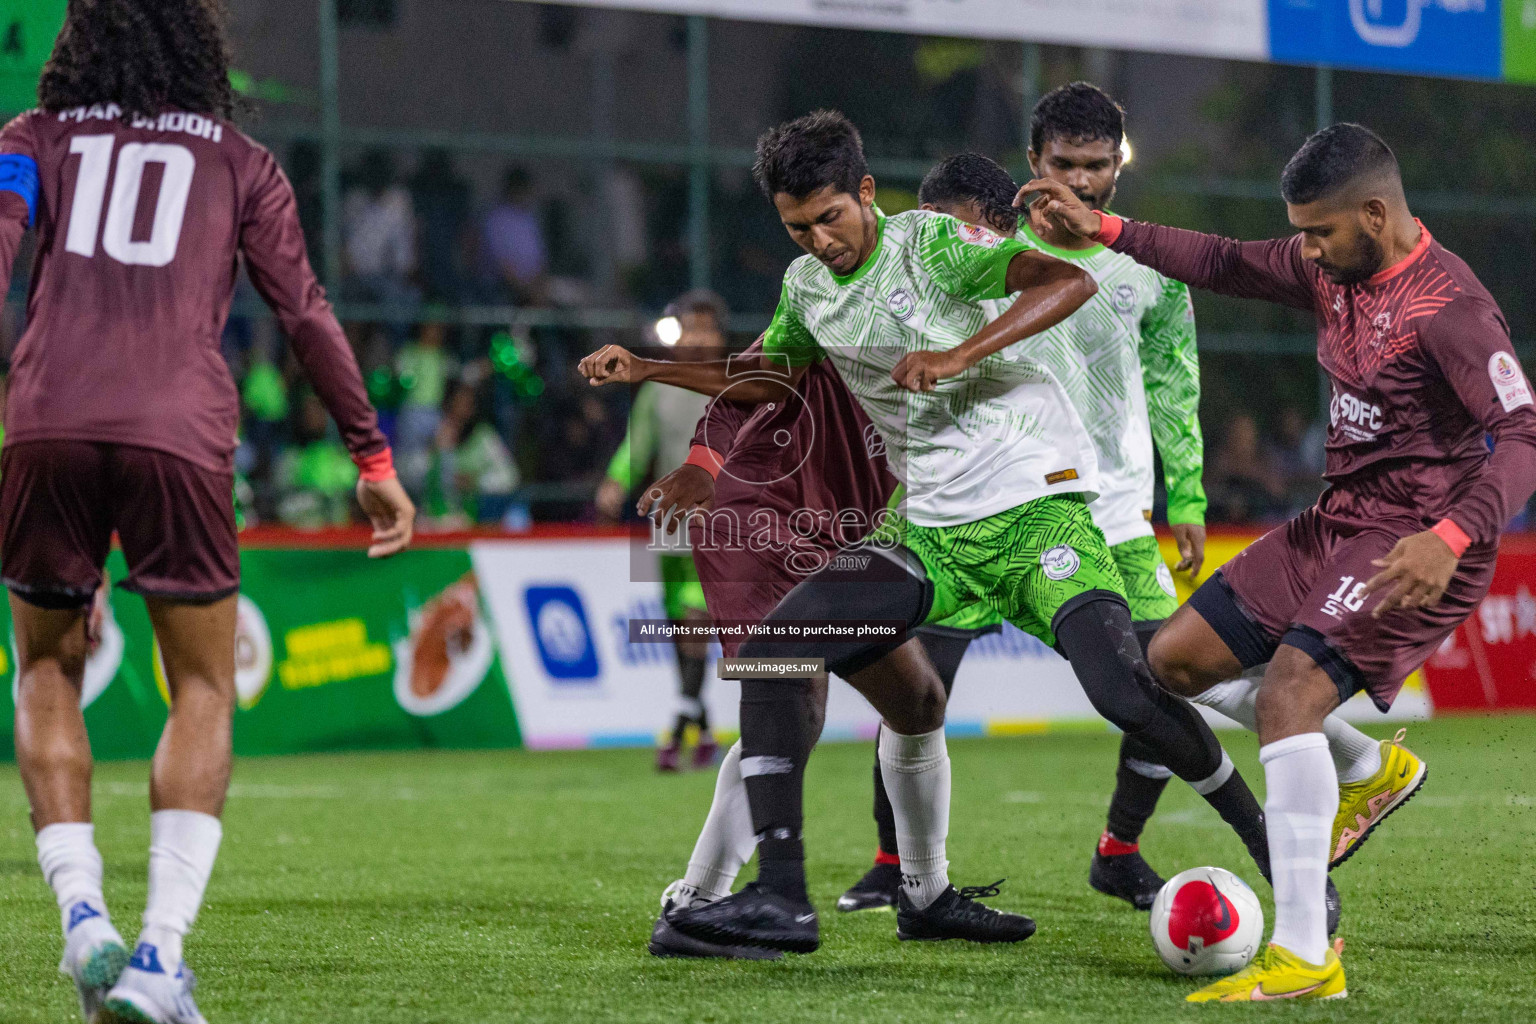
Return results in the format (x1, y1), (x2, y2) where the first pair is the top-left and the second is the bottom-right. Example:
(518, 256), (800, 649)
(65, 134), (194, 267)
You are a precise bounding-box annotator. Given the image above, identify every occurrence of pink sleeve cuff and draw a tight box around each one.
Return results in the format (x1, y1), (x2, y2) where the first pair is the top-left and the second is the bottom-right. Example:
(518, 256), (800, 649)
(1092, 212), (1124, 246)
(684, 444), (726, 480)
(1431, 518), (1472, 558)
(354, 448), (396, 483)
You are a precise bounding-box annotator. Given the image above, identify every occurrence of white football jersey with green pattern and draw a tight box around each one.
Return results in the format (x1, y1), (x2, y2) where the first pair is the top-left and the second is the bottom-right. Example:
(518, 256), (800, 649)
(762, 209), (1099, 528)
(983, 222), (1204, 546)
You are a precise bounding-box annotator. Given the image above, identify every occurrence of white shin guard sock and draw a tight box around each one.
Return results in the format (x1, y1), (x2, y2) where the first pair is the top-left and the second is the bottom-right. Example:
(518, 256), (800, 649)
(680, 740), (756, 905)
(1324, 716), (1382, 784)
(1191, 669), (1382, 784)
(877, 726), (951, 911)
(36, 822), (107, 931)
(1260, 733), (1334, 965)
(142, 810), (223, 967)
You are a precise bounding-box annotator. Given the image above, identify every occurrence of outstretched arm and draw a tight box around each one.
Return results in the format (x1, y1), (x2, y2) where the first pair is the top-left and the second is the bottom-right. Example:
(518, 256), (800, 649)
(1140, 277), (1208, 574)
(1017, 179), (1317, 311)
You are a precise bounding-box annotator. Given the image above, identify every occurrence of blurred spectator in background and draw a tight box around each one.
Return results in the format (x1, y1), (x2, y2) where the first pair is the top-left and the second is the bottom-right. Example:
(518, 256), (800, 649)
(410, 149), (473, 304)
(286, 141), (324, 268)
(1207, 411), (1287, 524)
(481, 166), (548, 305)
(1267, 405), (1326, 515)
(426, 377), (520, 527)
(533, 392), (620, 520)
(344, 148), (419, 341)
(395, 321), (457, 495)
(241, 334), (290, 493)
(277, 393), (359, 527)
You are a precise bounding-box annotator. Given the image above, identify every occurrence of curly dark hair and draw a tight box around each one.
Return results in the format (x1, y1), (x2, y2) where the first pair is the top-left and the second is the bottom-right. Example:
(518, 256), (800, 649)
(753, 109), (868, 200)
(919, 153), (1020, 236)
(1030, 82), (1124, 155)
(1280, 123), (1399, 205)
(38, 0), (239, 120)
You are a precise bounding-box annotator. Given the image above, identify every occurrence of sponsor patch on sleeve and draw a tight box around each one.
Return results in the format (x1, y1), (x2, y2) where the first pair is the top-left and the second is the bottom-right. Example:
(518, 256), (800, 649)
(957, 222), (1002, 248)
(1488, 351), (1533, 412)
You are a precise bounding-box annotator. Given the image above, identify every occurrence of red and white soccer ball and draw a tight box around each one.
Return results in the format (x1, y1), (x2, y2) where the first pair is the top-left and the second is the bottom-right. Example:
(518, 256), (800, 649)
(1149, 867), (1263, 976)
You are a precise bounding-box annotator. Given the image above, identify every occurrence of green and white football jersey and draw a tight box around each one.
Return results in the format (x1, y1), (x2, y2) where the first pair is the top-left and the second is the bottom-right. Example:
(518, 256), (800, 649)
(983, 222), (1205, 546)
(762, 209), (1099, 528)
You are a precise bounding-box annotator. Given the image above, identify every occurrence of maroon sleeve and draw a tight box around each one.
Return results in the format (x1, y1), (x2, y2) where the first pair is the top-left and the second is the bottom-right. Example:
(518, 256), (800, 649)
(1102, 216), (1317, 312)
(690, 336), (767, 461)
(1422, 298), (1536, 546)
(239, 147), (388, 462)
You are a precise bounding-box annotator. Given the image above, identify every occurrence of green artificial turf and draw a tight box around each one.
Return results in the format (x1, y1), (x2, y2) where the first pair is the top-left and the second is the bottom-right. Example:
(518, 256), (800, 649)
(2, 716), (1533, 1022)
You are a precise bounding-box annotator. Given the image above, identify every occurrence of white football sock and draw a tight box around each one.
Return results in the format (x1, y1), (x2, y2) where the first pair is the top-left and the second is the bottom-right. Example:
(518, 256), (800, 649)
(36, 822), (107, 932)
(878, 725), (951, 911)
(141, 810), (222, 967)
(1260, 733), (1334, 965)
(680, 740), (755, 906)
(1191, 670), (1382, 783)
(1324, 716), (1382, 784)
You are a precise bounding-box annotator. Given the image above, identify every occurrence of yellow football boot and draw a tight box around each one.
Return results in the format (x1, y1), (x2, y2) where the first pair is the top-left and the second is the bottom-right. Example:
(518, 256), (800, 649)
(1330, 728), (1426, 869)
(1186, 943), (1347, 1003)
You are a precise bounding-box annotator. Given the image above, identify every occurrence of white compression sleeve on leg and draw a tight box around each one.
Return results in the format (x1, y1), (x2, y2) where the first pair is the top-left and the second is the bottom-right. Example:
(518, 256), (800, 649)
(142, 810), (223, 968)
(1260, 733), (1334, 965)
(681, 740), (755, 904)
(36, 822), (107, 930)
(1191, 668), (1383, 783)
(877, 726), (951, 911)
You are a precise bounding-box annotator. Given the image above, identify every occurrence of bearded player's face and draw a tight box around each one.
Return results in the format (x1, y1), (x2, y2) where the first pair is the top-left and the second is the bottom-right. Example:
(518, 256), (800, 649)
(1029, 137), (1120, 210)
(773, 177), (880, 276)
(1289, 198), (1387, 286)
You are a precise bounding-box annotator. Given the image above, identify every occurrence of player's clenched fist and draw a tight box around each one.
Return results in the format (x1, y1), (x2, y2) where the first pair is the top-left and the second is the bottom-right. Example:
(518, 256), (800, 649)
(639, 463), (715, 534)
(579, 344), (644, 386)
(1015, 178), (1103, 240)
(891, 349), (966, 392)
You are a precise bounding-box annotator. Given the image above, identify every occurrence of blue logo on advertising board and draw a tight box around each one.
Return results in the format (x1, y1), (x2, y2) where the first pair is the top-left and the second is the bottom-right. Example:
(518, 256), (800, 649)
(1269, 0), (1501, 81)
(524, 585), (599, 681)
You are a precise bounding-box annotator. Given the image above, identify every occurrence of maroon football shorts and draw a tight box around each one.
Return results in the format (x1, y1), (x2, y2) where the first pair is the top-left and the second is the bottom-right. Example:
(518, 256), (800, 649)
(0, 440), (239, 609)
(1187, 505), (1496, 710)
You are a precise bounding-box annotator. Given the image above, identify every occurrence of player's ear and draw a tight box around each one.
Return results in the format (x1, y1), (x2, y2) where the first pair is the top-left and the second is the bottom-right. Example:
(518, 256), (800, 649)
(1026, 149), (1040, 178)
(1360, 196), (1389, 236)
(858, 175), (877, 208)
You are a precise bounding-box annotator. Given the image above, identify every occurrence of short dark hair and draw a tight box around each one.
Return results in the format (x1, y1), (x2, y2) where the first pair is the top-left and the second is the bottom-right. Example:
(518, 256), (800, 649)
(39, 0), (240, 120)
(752, 110), (868, 200)
(918, 153), (1020, 235)
(1280, 123), (1399, 205)
(666, 289), (730, 329)
(1030, 82), (1124, 156)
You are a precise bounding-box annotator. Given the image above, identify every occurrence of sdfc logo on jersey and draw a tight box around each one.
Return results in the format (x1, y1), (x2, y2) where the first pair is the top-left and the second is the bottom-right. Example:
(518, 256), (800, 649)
(957, 223), (1002, 248)
(887, 288), (916, 322)
(1489, 351), (1533, 412)
(1040, 545), (1081, 581)
(863, 422), (887, 460)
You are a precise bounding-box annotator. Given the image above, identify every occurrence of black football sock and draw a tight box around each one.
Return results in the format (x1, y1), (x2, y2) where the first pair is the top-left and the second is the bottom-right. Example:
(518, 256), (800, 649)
(673, 646), (707, 741)
(1105, 732), (1172, 846)
(739, 676), (816, 902)
(1055, 594), (1268, 872)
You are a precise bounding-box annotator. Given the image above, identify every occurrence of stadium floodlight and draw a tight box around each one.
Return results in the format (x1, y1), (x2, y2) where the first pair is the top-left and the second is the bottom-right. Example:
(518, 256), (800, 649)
(655, 315), (683, 346)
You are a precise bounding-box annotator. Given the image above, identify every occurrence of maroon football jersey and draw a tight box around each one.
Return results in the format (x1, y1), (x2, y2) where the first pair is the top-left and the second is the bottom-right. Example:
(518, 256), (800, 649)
(684, 342), (896, 648)
(0, 104), (384, 472)
(1103, 216), (1536, 547)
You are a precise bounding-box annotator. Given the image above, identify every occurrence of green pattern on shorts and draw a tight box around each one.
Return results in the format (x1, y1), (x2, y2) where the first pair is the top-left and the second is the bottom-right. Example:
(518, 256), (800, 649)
(890, 495), (1127, 648)
(1110, 535), (1179, 623)
(659, 553), (707, 621)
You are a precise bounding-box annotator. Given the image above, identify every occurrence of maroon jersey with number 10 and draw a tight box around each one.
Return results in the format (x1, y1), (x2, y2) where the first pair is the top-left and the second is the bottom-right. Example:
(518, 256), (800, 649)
(0, 104), (385, 472)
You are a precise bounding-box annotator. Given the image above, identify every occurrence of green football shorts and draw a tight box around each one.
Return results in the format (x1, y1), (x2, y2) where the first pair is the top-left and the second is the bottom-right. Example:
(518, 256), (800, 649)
(884, 494), (1128, 649)
(659, 552), (707, 621)
(1110, 534), (1180, 623)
